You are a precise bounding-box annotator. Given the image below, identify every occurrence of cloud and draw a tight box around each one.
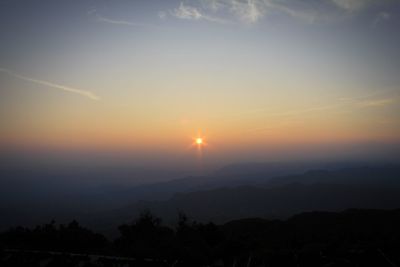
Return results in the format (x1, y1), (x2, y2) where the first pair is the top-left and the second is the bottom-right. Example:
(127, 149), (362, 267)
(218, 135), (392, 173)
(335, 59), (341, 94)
(331, 0), (371, 12)
(95, 14), (155, 27)
(175, 0), (266, 24)
(158, 11), (167, 19)
(263, 0), (319, 23)
(201, 0), (225, 11)
(166, 0), (331, 25)
(170, 2), (230, 23)
(229, 0), (265, 23)
(340, 90), (398, 108)
(96, 16), (140, 26)
(359, 98), (394, 107)
(88, 9), (156, 28)
(339, 90), (382, 102)
(87, 8), (97, 15)
(229, 103), (342, 124)
(166, 0), (393, 25)
(172, 2), (203, 20)
(0, 68), (100, 101)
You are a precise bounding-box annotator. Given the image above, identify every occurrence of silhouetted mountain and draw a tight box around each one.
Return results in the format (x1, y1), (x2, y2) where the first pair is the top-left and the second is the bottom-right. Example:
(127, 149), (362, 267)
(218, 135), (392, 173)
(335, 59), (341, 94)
(100, 164), (400, 207)
(2, 163), (400, 233)
(0, 161), (324, 231)
(92, 183), (400, 233)
(0, 164), (190, 230)
(102, 162), (322, 204)
(267, 165), (400, 187)
(91, 163), (400, 207)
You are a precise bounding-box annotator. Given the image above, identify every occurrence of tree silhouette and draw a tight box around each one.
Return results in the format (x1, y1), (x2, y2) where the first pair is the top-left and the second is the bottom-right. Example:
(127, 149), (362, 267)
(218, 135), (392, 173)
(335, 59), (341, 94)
(115, 210), (175, 260)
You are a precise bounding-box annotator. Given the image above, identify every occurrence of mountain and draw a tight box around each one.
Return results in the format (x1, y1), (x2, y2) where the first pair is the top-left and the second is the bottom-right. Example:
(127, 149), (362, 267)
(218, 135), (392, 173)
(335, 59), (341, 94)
(2, 163), (400, 234)
(95, 162), (390, 204)
(267, 165), (400, 187)
(156, 183), (398, 219)
(88, 182), (400, 236)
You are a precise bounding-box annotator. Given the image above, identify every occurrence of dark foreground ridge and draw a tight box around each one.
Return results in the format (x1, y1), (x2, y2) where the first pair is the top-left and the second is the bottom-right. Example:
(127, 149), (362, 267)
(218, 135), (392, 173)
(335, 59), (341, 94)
(1, 209), (400, 267)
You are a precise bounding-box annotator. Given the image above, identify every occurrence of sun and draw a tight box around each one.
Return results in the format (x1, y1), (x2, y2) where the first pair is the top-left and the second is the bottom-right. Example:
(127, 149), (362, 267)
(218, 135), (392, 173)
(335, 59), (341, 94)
(191, 134), (206, 149)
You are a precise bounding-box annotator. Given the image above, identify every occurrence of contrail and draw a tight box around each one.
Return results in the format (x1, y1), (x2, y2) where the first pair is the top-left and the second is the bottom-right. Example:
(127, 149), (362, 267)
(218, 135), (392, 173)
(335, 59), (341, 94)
(0, 68), (100, 101)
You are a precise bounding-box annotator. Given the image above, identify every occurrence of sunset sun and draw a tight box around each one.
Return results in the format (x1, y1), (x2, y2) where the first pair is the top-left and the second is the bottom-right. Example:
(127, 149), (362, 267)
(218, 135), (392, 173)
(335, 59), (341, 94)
(196, 138), (203, 145)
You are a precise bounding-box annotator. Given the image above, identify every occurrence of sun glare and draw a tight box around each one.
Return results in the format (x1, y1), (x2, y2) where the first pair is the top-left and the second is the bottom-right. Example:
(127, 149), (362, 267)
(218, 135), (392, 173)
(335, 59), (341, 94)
(191, 135), (207, 153)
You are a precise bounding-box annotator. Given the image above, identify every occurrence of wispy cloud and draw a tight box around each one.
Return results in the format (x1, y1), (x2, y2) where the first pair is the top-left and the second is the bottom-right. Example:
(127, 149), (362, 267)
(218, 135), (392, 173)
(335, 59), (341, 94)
(0, 68), (100, 101)
(224, 102), (343, 124)
(87, 8), (97, 16)
(337, 89), (400, 110)
(169, 0), (263, 24)
(339, 91), (382, 103)
(265, 1), (319, 23)
(165, 0), (387, 25)
(96, 15), (148, 27)
(172, 2), (203, 20)
(233, 90), (398, 124)
(359, 98), (394, 107)
(331, 0), (371, 12)
(158, 11), (167, 19)
(340, 89), (398, 106)
(170, 2), (231, 23)
(88, 9), (156, 28)
(265, 104), (343, 118)
(201, 0), (225, 12)
(229, 0), (265, 23)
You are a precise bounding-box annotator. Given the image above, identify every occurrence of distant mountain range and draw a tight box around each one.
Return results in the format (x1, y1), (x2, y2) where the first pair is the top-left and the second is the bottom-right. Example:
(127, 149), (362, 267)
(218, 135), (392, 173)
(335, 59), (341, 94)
(84, 164), (400, 234)
(1, 162), (400, 234)
(102, 162), (399, 204)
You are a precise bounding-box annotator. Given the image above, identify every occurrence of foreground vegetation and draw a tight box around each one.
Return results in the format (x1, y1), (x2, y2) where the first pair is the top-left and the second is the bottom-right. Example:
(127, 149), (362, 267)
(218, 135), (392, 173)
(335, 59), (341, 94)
(1, 209), (400, 266)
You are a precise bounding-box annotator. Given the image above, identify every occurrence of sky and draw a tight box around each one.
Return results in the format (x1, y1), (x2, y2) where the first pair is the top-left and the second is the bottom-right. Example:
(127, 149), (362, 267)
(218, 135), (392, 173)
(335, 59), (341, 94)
(1, 0), (400, 168)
